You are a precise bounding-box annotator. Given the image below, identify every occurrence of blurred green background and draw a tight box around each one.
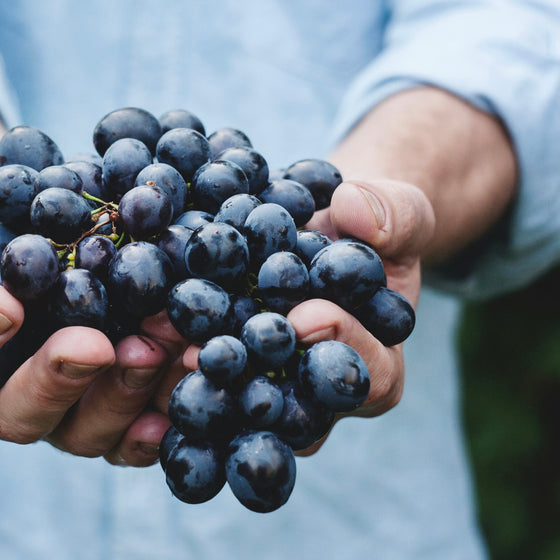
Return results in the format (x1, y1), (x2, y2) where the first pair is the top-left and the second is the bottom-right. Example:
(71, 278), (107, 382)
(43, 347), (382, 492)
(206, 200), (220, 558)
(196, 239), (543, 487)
(459, 268), (560, 560)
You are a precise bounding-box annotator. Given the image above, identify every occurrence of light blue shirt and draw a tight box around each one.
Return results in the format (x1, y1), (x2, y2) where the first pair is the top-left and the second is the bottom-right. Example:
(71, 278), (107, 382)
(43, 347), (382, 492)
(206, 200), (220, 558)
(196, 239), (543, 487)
(0, 1), (559, 559)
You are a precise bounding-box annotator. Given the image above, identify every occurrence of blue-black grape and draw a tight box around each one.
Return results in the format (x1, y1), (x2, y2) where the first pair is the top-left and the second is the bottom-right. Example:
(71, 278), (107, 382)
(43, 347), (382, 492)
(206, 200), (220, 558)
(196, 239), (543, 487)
(207, 127), (252, 159)
(295, 229), (332, 268)
(159, 109), (205, 136)
(239, 376), (284, 428)
(93, 107), (162, 156)
(198, 334), (247, 385)
(30, 187), (93, 244)
(217, 147), (269, 195)
(213, 193), (262, 233)
(135, 162), (188, 219)
(173, 209), (214, 230)
(75, 234), (118, 281)
(190, 160), (249, 214)
(159, 425), (183, 471)
(156, 128), (212, 183)
(0, 164), (39, 232)
(229, 294), (261, 337)
(64, 160), (109, 200)
(165, 438), (226, 504)
(118, 184), (173, 240)
(156, 224), (193, 280)
(0, 234), (59, 301)
(298, 340), (370, 412)
(354, 286), (416, 346)
(0, 126), (64, 171)
(35, 165), (83, 194)
(258, 179), (315, 227)
(225, 430), (296, 513)
(166, 278), (232, 343)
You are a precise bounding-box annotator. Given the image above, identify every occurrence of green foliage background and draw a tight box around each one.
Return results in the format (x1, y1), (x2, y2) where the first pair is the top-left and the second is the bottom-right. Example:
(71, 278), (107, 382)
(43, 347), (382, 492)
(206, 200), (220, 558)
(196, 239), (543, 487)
(459, 269), (560, 560)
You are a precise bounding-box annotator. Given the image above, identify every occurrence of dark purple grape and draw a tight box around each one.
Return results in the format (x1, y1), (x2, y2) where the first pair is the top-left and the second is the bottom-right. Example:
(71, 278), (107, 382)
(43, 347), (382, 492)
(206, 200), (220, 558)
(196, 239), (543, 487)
(0, 223), (16, 258)
(0, 126), (64, 171)
(102, 138), (153, 199)
(34, 165), (83, 194)
(107, 241), (174, 318)
(30, 187), (93, 244)
(272, 379), (335, 451)
(217, 147), (269, 196)
(283, 159), (342, 210)
(258, 179), (315, 227)
(173, 209), (214, 230)
(50, 268), (109, 330)
(118, 184), (173, 240)
(354, 286), (416, 346)
(214, 193), (262, 233)
(190, 160), (249, 214)
(65, 153), (103, 166)
(135, 162), (188, 219)
(75, 234), (118, 281)
(156, 128), (212, 183)
(257, 251), (309, 314)
(0, 234), (59, 301)
(93, 107), (162, 156)
(240, 312), (296, 370)
(165, 438), (226, 504)
(156, 224), (194, 280)
(159, 109), (205, 136)
(184, 221), (249, 289)
(298, 341), (370, 412)
(169, 369), (236, 442)
(229, 294), (260, 337)
(244, 203), (297, 268)
(225, 430), (296, 513)
(159, 425), (183, 471)
(198, 335), (247, 385)
(309, 239), (386, 312)
(239, 376), (284, 428)
(0, 164), (39, 232)
(295, 229), (332, 268)
(166, 278), (232, 343)
(64, 161), (109, 200)
(207, 127), (252, 159)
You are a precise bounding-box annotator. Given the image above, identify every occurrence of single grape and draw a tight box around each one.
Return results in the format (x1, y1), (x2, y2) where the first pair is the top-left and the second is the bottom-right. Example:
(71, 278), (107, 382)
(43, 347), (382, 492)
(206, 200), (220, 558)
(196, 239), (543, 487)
(156, 224), (194, 280)
(190, 160), (249, 214)
(198, 335), (247, 385)
(240, 312), (296, 370)
(258, 179), (315, 227)
(0, 164), (39, 232)
(217, 147), (269, 195)
(159, 109), (205, 136)
(283, 158), (342, 210)
(34, 165), (83, 194)
(166, 278), (232, 343)
(118, 184), (173, 240)
(295, 229), (332, 268)
(93, 106), (162, 156)
(75, 234), (118, 281)
(135, 162), (188, 219)
(0, 234), (59, 301)
(173, 209), (214, 230)
(165, 438), (226, 504)
(354, 286), (416, 346)
(229, 294), (261, 337)
(0, 126), (64, 171)
(239, 376), (284, 428)
(64, 160), (109, 200)
(214, 193), (262, 233)
(50, 268), (109, 330)
(30, 187), (93, 244)
(207, 127), (252, 159)
(169, 370), (236, 442)
(298, 340), (370, 412)
(159, 425), (183, 472)
(156, 128), (212, 182)
(225, 430), (296, 513)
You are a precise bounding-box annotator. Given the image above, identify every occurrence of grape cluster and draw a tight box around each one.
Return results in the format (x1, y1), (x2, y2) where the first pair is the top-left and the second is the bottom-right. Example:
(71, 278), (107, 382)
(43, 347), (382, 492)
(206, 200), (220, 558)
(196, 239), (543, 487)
(0, 107), (416, 513)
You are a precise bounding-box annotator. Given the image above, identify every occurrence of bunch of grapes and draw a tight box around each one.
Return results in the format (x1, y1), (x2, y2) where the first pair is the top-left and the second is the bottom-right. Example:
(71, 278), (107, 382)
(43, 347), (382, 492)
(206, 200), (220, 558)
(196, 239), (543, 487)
(0, 107), (415, 513)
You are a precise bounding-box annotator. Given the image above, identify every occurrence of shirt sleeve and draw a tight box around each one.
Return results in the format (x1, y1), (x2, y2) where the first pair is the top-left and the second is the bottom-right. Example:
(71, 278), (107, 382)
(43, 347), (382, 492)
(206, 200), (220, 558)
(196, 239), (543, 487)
(0, 53), (20, 129)
(330, 0), (560, 300)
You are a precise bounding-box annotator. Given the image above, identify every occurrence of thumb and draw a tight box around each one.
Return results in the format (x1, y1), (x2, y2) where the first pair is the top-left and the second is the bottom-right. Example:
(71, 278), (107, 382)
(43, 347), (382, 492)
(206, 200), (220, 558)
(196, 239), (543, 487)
(329, 179), (435, 262)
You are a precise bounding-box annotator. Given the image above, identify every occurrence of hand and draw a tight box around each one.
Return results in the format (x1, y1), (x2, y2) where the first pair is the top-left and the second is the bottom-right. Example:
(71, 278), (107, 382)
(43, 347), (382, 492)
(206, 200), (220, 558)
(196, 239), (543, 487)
(0, 286), (172, 467)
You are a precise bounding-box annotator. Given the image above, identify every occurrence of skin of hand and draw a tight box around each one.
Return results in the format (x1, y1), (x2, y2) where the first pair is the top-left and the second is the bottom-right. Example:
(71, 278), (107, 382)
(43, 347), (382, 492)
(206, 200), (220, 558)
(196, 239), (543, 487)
(0, 86), (517, 465)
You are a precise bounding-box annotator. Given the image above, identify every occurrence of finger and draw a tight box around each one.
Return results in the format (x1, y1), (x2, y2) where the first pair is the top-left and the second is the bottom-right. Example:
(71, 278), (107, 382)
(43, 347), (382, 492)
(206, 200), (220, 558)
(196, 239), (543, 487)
(46, 334), (168, 457)
(329, 180), (435, 262)
(104, 410), (171, 467)
(0, 286), (24, 347)
(0, 327), (115, 444)
(287, 299), (404, 417)
(151, 354), (192, 414)
(141, 309), (189, 359)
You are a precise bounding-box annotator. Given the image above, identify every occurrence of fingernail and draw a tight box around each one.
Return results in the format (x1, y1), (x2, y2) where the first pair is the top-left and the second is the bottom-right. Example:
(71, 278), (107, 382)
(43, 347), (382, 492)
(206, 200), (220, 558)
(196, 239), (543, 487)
(0, 313), (13, 335)
(138, 442), (159, 456)
(356, 185), (386, 227)
(60, 361), (103, 379)
(299, 326), (336, 345)
(122, 367), (159, 389)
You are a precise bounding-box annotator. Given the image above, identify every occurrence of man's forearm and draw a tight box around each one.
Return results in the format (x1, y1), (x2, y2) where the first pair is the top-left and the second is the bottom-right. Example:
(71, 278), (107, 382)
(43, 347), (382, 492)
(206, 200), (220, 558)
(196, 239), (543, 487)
(329, 87), (518, 263)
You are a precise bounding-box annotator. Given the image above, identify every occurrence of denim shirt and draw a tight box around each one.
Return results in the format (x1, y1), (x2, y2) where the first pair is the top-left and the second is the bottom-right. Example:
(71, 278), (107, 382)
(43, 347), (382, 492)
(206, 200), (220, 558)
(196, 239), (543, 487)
(0, 1), (559, 559)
